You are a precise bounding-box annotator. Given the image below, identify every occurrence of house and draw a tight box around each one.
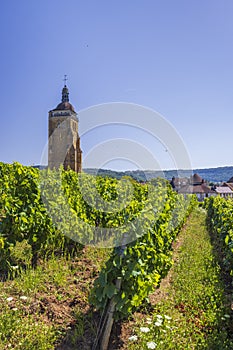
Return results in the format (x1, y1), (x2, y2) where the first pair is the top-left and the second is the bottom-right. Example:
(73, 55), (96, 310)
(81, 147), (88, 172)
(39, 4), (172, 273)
(172, 173), (215, 201)
(215, 186), (233, 198)
(214, 176), (233, 198)
(225, 176), (233, 191)
(170, 177), (189, 190)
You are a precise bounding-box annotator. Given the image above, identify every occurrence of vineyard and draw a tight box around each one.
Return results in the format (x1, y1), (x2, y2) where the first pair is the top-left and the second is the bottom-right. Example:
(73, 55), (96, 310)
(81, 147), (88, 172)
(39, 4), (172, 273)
(0, 162), (233, 349)
(205, 196), (233, 282)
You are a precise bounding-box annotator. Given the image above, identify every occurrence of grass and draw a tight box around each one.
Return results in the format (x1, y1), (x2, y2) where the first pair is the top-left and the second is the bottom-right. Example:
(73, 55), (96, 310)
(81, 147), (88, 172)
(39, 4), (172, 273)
(0, 246), (112, 350)
(0, 305), (56, 350)
(125, 208), (233, 349)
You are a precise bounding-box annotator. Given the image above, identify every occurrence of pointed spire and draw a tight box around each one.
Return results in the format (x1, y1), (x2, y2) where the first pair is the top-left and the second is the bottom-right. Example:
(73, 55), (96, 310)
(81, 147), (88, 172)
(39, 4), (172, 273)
(62, 75), (69, 102)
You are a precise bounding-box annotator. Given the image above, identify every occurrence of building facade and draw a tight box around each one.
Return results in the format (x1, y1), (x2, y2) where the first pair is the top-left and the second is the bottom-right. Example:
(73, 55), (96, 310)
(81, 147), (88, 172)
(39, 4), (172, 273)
(172, 173), (216, 201)
(48, 84), (82, 172)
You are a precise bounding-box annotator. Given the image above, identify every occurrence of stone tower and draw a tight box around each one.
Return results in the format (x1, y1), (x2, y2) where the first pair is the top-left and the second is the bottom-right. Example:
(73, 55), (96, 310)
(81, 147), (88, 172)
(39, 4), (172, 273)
(48, 82), (82, 172)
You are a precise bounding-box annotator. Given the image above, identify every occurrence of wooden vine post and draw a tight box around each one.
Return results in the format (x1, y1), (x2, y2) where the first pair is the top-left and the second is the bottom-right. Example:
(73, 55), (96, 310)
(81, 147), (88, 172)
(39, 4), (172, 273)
(99, 234), (128, 350)
(99, 277), (122, 350)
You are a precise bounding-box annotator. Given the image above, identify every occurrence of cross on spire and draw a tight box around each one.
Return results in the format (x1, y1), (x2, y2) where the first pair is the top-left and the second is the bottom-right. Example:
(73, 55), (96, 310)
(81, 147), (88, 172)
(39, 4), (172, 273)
(63, 74), (68, 86)
(62, 75), (69, 102)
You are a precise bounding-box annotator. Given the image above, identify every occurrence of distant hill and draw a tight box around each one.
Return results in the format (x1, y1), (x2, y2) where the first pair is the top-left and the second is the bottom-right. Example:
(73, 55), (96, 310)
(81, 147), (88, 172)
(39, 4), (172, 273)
(191, 167), (233, 183)
(84, 166), (233, 183)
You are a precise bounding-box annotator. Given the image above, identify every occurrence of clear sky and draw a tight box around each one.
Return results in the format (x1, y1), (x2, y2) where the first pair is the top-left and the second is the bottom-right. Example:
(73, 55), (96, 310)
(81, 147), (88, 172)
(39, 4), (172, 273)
(0, 0), (233, 170)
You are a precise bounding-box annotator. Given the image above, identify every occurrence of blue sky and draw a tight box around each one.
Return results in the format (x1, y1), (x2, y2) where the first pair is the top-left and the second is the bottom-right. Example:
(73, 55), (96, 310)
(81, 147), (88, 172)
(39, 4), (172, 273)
(0, 0), (233, 170)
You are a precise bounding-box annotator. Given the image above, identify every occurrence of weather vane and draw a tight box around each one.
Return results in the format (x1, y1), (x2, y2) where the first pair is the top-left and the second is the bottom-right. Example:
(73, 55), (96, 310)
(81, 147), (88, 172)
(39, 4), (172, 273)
(63, 74), (68, 86)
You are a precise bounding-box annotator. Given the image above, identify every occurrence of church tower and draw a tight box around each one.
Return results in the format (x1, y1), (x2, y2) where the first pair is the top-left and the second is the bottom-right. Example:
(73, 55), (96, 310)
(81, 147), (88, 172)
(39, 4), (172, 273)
(48, 80), (82, 172)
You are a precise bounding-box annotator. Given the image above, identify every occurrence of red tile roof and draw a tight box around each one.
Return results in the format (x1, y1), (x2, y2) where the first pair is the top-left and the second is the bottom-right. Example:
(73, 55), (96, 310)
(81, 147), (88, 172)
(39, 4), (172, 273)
(54, 101), (76, 113)
(191, 173), (203, 184)
(215, 186), (233, 194)
(178, 183), (214, 194)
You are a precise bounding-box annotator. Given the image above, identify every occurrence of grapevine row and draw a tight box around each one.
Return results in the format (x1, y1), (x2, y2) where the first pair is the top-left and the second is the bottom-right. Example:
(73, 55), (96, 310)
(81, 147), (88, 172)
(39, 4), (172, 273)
(90, 182), (197, 319)
(0, 160), (197, 321)
(205, 196), (233, 277)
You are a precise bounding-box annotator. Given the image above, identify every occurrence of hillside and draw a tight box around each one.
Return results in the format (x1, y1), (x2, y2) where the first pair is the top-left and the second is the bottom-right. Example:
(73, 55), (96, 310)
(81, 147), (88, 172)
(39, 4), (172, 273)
(84, 166), (233, 183)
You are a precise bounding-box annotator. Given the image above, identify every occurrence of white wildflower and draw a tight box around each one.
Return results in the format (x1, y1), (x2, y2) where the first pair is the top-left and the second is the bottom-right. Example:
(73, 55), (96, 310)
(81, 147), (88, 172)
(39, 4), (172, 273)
(154, 320), (162, 327)
(140, 326), (150, 333)
(6, 297), (13, 302)
(128, 335), (138, 341)
(164, 315), (172, 320)
(12, 308), (18, 311)
(147, 341), (157, 349)
(20, 296), (27, 301)
(156, 314), (163, 319)
(11, 265), (19, 270)
(146, 319), (152, 324)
